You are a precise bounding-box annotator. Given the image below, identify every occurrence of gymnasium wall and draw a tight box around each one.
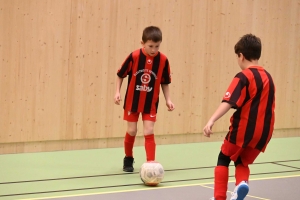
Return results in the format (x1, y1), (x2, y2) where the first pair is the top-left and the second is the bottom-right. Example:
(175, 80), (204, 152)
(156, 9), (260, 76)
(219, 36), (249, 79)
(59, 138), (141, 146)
(0, 0), (299, 154)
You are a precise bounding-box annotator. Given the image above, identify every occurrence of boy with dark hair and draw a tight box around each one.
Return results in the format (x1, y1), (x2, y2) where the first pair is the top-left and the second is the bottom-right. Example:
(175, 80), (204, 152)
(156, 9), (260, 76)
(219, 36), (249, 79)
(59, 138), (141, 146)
(114, 26), (175, 172)
(203, 34), (275, 200)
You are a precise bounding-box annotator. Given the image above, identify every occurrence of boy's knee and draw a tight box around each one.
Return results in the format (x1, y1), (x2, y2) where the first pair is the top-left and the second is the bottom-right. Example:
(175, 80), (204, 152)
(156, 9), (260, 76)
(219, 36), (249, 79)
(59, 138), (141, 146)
(234, 157), (244, 167)
(143, 127), (154, 135)
(217, 151), (231, 167)
(143, 122), (154, 135)
(127, 128), (137, 136)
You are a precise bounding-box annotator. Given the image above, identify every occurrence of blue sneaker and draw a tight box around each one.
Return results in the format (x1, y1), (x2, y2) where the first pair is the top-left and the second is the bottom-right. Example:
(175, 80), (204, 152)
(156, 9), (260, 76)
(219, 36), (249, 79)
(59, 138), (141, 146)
(230, 181), (249, 200)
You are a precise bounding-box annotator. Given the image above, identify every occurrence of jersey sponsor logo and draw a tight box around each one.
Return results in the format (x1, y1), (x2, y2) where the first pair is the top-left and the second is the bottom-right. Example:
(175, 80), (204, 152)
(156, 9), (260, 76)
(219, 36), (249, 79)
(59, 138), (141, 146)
(136, 85), (153, 92)
(141, 73), (151, 84)
(224, 91), (231, 99)
(135, 73), (153, 92)
(150, 114), (156, 117)
(134, 71), (156, 93)
(147, 59), (152, 64)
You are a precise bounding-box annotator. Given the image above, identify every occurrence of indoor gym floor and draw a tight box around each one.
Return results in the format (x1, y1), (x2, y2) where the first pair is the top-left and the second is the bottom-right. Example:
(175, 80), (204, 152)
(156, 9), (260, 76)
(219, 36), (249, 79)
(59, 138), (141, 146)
(0, 137), (299, 200)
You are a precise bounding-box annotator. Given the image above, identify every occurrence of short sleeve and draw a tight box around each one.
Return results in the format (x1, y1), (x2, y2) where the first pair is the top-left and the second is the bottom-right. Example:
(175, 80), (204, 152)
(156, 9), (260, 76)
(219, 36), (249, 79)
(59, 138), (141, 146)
(222, 72), (248, 108)
(117, 53), (133, 78)
(161, 59), (171, 84)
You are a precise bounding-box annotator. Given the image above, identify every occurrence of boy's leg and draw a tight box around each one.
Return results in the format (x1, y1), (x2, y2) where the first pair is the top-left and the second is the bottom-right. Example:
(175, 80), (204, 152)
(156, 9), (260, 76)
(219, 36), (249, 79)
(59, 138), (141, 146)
(214, 151), (231, 200)
(123, 111), (139, 172)
(124, 129), (136, 157)
(230, 158), (250, 200)
(234, 148), (260, 185)
(230, 148), (260, 199)
(143, 119), (156, 161)
(234, 157), (250, 185)
(124, 118), (138, 157)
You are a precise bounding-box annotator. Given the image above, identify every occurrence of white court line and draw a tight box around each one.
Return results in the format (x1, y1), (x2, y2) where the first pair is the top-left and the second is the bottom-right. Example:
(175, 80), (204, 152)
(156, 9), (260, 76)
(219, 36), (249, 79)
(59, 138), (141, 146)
(20, 174), (300, 200)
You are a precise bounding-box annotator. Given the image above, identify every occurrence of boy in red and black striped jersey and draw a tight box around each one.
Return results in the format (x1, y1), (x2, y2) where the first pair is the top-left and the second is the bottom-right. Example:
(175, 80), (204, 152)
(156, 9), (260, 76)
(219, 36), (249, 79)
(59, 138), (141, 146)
(114, 26), (175, 172)
(203, 34), (275, 200)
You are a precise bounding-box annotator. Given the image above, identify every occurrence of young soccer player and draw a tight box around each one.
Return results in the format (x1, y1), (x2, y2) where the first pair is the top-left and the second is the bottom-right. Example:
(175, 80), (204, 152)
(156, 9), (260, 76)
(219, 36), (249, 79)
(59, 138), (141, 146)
(203, 34), (275, 200)
(114, 26), (175, 172)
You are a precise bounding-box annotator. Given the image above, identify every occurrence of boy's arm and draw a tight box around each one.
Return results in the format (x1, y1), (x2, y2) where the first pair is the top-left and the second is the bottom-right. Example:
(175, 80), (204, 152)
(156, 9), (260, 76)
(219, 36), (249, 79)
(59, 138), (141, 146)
(161, 84), (175, 111)
(203, 102), (232, 137)
(114, 76), (123, 105)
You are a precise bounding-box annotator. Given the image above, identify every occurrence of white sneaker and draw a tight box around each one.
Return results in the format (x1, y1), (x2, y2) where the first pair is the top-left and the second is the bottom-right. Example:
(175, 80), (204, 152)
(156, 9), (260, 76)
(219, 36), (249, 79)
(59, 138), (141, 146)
(230, 181), (249, 200)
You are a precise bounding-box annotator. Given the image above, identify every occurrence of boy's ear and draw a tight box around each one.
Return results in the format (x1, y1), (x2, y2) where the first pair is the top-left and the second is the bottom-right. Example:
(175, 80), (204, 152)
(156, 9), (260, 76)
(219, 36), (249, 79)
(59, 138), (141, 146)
(141, 41), (144, 46)
(239, 53), (245, 60)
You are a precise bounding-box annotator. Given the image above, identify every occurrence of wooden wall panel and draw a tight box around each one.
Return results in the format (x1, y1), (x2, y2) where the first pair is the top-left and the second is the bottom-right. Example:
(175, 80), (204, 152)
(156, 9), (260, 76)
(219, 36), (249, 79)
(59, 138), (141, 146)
(0, 0), (299, 153)
(0, 0), (72, 143)
(65, 0), (127, 140)
(0, 128), (299, 154)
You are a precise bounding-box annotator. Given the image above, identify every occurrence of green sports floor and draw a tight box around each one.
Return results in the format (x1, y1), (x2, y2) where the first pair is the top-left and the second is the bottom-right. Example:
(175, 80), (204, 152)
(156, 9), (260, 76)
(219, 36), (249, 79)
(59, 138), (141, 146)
(0, 137), (300, 200)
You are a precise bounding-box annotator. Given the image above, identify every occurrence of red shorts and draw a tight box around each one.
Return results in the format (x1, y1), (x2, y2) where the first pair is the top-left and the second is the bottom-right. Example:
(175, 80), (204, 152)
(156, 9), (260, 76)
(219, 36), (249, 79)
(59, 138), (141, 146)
(221, 139), (261, 166)
(123, 110), (156, 122)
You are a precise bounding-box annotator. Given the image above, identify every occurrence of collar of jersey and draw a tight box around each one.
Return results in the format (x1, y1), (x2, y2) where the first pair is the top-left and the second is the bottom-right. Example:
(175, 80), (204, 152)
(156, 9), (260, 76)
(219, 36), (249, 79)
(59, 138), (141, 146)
(248, 65), (264, 70)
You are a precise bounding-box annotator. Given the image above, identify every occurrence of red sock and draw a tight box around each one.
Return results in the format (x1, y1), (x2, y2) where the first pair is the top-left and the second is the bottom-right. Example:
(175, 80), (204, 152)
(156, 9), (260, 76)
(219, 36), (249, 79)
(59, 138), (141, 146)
(235, 164), (250, 185)
(124, 132), (135, 157)
(144, 134), (156, 161)
(214, 166), (229, 200)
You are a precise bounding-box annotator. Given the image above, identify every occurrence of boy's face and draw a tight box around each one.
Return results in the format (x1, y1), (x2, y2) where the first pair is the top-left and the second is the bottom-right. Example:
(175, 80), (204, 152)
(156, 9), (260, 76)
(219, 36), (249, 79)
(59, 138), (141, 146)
(141, 40), (161, 57)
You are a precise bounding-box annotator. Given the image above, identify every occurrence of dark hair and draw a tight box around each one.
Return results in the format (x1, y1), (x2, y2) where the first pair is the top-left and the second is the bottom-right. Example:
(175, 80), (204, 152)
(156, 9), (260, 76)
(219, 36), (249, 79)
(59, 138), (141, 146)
(234, 34), (262, 61)
(142, 26), (162, 43)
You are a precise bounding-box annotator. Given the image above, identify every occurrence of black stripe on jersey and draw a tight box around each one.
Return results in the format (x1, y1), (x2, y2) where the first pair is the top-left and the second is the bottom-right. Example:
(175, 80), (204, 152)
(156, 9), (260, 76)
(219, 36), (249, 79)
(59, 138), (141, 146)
(238, 73), (251, 108)
(256, 71), (275, 150)
(231, 73), (249, 108)
(243, 68), (263, 148)
(117, 53), (133, 78)
(226, 109), (241, 144)
(121, 54), (133, 109)
(123, 73), (132, 110)
(131, 50), (146, 112)
(225, 73), (249, 144)
(162, 59), (171, 84)
(144, 53), (160, 113)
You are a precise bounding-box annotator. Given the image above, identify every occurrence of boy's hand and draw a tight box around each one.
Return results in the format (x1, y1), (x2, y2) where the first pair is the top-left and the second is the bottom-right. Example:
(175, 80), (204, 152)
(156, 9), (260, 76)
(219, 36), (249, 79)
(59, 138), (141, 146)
(114, 93), (121, 105)
(166, 100), (175, 111)
(203, 120), (214, 137)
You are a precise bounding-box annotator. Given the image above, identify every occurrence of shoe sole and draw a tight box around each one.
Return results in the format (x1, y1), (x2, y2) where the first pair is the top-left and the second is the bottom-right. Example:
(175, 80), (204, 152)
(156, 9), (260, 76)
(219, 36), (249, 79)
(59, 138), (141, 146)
(123, 168), (134, 172)
(236, 184), (249, 200)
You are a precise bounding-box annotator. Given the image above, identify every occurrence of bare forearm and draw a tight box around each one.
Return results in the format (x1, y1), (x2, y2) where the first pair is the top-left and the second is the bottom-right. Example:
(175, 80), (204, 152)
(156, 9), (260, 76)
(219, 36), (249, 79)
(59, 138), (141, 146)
(114, 76), (124, 105)
(208, 102), (232, 123)
(161, 84), (175, 111)
(161, 84), (171, 101)
(116, 76), (123, 92)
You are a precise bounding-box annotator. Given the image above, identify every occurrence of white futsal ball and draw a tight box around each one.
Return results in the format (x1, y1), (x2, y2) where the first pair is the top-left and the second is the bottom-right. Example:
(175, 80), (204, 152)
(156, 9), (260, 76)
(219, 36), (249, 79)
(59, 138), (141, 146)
(140, 161), (164, 186)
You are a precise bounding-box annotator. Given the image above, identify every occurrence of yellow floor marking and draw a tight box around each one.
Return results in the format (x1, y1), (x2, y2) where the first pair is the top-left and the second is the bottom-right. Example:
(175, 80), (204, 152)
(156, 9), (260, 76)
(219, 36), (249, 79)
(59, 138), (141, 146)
(200, 184), (270, 200)
(249, 173), (300, 181)
(20, 174), (300, 200)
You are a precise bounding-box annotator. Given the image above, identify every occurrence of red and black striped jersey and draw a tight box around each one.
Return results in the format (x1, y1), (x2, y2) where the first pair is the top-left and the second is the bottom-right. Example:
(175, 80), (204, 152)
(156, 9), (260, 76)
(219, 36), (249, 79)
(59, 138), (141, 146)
(117, 48), (171, 114)
(222, 66), (275, 152)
